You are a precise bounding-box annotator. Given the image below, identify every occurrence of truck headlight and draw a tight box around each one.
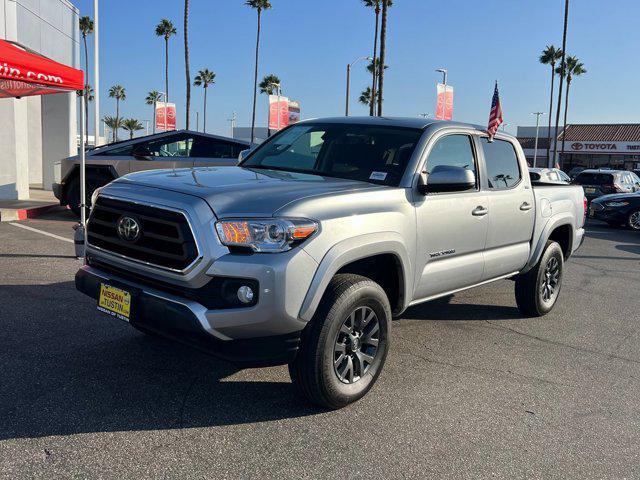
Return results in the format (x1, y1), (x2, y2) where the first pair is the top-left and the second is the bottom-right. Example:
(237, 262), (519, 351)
(215, 218), (318, 252)
(604, 201), (629, 207)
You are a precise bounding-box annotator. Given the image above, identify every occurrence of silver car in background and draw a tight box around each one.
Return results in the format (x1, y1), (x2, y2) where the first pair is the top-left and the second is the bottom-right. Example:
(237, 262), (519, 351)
(53, 130), (250, 215)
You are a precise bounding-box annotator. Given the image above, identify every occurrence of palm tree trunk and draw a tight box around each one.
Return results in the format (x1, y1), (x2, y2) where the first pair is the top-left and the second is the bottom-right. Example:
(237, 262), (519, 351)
(369, 6), (380, 116)
(377, 0), (388, 116)
(184, 0), (191, 130)
(130, 130), (134, 139)
(115, 99), (119, 141)
(152, 102), (156, 134)
(546, 64), (555, 163)
(165, 37), (169, 103)
(83, 35), (90, 144)
(250, 9), (262, 144)
(203, 86), (208, 133)
(552, 0), (569, 167)
(560, 80), (571, 164)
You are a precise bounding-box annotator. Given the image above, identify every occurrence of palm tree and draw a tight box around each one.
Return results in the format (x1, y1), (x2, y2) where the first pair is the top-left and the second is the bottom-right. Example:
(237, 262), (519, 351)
(184, 1), (191, 129)
(552, 0), (570, 167)
(155, 19), (177, 109)
(359, 87), (372, 106)
(122, 118), (144, 139)
(557, 55), (586, 157)
(145, 90), (162, 134)
(103, 115), (122, 143)
(539, 45), (563, 162)
(108, 85), (126, 141)
(377, 0), (392, 116)
(362, 0), (391, 116)
(258, 74), (281, 95)
(246, 0), (272, 143)
(76, 85), (94, 144)
(193, 69), (216, 133)
(366, 59), (387, 109)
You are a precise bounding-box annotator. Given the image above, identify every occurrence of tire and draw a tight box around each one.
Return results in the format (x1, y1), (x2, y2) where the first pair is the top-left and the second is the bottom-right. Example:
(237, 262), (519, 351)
(66, 173), (109, 217)
(515, 240), (564, 317)
(627, 210), (640, 231)
(288, 274), (391, 409)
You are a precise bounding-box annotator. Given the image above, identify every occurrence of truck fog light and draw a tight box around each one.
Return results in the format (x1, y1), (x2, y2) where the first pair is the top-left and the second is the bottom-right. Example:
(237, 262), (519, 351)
(237, 285), (254, 304)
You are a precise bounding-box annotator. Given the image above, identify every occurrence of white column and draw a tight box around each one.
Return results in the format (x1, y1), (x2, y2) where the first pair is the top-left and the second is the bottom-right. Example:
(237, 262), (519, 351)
(27, 96), (43, 185)
(0, 99), (30, 199)
(42, 92), (77, 192)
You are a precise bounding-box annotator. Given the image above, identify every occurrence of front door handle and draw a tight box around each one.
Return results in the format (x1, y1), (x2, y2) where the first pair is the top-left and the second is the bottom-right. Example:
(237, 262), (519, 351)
(520, 202), (533, 211)
(472, 206), (489, 216)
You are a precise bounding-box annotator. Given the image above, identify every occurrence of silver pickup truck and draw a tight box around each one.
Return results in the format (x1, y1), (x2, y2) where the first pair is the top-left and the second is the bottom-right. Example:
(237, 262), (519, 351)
(76, 117), (586, 409)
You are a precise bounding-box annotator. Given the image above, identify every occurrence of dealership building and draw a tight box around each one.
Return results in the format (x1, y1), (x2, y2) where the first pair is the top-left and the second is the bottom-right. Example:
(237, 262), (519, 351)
(517, 124), (640, 172)
(0, 0), (79, 201)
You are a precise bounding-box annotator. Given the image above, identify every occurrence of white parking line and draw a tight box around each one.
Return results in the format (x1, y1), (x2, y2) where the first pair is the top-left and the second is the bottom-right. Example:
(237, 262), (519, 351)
(9, 222), (74, 244)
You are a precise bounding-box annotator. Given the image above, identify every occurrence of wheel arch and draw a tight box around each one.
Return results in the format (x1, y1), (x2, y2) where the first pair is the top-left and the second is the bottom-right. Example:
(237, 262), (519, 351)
(61, 164), (117, 204)
(522, 214), (574, 274)
(298, 232), (413, 322)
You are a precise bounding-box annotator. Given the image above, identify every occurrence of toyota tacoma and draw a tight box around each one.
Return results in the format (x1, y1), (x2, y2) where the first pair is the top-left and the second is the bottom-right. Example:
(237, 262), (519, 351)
(76, 117), (586, 408)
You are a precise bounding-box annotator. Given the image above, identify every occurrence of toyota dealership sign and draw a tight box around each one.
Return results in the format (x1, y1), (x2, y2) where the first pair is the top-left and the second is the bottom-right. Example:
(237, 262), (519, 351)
(566, 141), (640, 154)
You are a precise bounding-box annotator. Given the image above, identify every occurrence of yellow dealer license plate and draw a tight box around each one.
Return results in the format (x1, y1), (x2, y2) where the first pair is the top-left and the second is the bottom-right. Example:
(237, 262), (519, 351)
(585, 187), (596, 194)
(97, 284), (132, 321)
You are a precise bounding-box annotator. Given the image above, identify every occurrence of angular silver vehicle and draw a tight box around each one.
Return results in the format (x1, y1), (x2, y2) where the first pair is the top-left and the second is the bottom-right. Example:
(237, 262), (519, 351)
(75, 117), (586, 408)
(53, 130), (250, 215)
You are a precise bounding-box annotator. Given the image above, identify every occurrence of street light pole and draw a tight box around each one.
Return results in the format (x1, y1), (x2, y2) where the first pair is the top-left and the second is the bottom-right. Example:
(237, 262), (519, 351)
(435, 68), (449, 119)
(93, 0), (100, 145)
(531, 111), (546, 168)
(227, 111), (237, 137)
(345, 56), (372, 116)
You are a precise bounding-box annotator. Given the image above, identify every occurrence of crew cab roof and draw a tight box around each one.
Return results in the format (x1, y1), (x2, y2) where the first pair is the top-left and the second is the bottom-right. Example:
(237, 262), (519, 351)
(296, 116), (489, 133)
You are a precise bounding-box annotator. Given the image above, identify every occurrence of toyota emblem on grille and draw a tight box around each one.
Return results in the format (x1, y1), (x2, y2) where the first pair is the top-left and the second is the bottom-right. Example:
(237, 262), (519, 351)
(117, 216), (141, 242)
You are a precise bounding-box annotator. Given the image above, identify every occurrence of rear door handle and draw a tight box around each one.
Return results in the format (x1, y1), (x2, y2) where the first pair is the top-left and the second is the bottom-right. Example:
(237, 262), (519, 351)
(520, 202), (533, 211)
(472, 206), (489, 216)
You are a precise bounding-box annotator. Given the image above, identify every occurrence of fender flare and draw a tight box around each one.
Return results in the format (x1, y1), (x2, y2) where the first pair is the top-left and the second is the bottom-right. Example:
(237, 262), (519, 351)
(522, 213), (574, 273)
(298, 231), (413, 322)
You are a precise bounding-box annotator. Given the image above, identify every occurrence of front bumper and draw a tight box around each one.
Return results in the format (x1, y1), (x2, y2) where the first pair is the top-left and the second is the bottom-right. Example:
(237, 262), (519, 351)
(589, 204), (629, 224)
(76, 265), (303, 367)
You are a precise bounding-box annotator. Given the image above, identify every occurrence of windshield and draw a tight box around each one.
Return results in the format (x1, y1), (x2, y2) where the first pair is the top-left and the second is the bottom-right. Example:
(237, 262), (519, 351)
(241, 123), (423, 186)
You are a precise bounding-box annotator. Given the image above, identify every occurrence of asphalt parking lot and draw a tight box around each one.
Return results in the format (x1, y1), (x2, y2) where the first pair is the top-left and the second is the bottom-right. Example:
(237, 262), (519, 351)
(1, 209), (639, 479)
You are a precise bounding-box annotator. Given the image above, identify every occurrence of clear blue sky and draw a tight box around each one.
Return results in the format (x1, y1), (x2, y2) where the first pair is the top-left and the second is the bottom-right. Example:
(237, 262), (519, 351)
(73, 0), (639, 138)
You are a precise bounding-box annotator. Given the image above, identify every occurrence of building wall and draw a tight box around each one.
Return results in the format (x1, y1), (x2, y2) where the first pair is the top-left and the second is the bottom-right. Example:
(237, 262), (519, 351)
(0, 0), (79, 199)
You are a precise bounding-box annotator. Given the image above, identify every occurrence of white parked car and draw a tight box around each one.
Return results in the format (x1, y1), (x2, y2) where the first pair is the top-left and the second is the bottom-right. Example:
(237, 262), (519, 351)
(529, 167), (570, 184)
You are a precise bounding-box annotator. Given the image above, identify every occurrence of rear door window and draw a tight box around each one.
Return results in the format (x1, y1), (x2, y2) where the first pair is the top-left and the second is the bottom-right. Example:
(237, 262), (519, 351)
(480, 138), (522, 189)
(190, 136), (246, 158)
(573, 173), (614, 185)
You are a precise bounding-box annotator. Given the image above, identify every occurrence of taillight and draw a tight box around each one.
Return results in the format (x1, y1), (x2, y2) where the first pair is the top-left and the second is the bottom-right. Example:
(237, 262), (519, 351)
(603, 184), (623, 194)
(583, 197), (588, 217)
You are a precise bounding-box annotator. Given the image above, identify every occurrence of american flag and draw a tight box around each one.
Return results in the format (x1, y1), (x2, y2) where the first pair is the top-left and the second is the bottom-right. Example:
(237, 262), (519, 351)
(487, 82), (503, 140)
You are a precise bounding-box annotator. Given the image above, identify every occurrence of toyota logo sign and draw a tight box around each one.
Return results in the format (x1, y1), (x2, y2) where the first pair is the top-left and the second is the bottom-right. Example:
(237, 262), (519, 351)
(117, 216), (141, 242)
(571, 142), (583, 151)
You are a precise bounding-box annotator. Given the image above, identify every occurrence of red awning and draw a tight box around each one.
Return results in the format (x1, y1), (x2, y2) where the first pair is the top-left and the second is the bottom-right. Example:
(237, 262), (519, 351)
(0, 39), (84, 98)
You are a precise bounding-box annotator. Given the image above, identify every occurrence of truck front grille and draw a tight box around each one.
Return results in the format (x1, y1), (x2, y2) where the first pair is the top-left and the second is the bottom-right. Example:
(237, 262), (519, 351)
(87, 196), (199, 271)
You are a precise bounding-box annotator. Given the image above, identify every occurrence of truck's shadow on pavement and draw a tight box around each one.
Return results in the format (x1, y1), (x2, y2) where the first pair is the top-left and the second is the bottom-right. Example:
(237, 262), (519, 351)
(0, 282), (321, 441)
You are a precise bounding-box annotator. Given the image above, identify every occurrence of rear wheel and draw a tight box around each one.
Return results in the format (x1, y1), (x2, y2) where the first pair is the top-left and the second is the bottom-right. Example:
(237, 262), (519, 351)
(289, 274), (390, 409)
(515, 240), (564, 317)
(66, 173), (110, 217)
(627, 210), (640, 231)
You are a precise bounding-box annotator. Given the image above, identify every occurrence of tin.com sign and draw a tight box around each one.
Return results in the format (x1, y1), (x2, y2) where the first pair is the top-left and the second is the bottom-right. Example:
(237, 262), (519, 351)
(567, 141), (640, 154)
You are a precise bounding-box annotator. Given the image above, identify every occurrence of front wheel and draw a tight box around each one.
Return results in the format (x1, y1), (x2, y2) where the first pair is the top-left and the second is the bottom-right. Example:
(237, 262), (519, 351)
(289, 274), (391, 409)
(627, 210), (640, 231)
(515, 240), (564, 317)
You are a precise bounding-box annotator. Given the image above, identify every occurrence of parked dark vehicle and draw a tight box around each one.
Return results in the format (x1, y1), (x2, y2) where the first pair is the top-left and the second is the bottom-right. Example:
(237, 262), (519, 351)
(571, 169), (640, 204)
(568, 167), (585, 180)
(589, 192), (640, 230)
(53, 130), (250, 216)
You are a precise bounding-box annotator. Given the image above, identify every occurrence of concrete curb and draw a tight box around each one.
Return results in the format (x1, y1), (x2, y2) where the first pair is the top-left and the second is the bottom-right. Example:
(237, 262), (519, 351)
(0, 203), (64, 222)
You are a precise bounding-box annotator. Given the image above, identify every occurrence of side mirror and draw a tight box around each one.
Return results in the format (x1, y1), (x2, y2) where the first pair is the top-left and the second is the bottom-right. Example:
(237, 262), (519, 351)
(238, 147), (256, 162)
(418, 165), (476, 194)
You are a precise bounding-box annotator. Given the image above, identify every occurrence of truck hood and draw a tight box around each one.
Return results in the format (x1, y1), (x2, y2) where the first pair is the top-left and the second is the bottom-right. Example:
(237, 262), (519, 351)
(115, 166), (381, 217)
